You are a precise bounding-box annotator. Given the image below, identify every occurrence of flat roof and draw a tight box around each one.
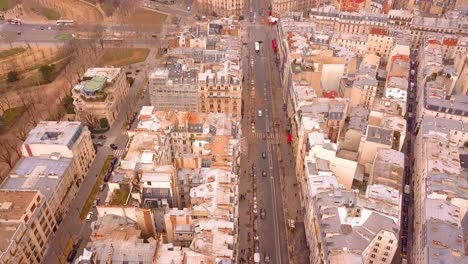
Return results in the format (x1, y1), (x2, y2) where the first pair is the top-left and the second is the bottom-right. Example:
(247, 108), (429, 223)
(0, 190), (37, 220)
(83, 67), (121, 82)
(365, 126), (393, 146)
(0, 223), (21, 255)
(24, 121), (84, 148)
(3, 156), (72, 200)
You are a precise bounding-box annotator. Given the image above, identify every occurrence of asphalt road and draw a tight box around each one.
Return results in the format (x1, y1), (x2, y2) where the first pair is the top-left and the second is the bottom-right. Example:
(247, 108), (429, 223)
(237, 0), (291, 263)
(41, 49), (154, 264)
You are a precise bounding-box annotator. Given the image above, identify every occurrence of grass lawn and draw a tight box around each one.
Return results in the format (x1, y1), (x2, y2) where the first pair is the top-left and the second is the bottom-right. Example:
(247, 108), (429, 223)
(39, 7), (61, 20)
(130, 8), (167, 25)
(0, 0), (10, 10)
(0, 47), (26, 60)
(109, 187), (130, 205)
(98, 48), (149, 67)
(79, 155), (113, 220)
(0, 106), (25, 127)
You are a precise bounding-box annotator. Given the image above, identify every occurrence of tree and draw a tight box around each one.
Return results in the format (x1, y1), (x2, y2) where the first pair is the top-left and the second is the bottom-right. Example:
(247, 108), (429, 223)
(7, 71), (19, 82)
(0, 140), (20, 168)
(99, 117), (109, 128)
(39, 64), (56, 83)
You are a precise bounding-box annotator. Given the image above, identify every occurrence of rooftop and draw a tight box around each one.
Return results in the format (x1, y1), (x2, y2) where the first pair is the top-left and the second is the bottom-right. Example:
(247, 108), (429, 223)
(0, 190), (38, 221)
(3, 156), (72, 200)
(365, 126), (393, 146)
(24, 121), (84, 148)
(83, 67), (121, 82)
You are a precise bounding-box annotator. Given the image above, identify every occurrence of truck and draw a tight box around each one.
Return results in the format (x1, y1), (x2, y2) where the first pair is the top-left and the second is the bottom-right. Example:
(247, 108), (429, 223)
(255, 41), (260, 53)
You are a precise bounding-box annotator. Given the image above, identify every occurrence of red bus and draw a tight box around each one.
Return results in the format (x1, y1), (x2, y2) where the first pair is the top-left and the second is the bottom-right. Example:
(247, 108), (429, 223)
(272, 39), (277, 53)
(7, 18), (21, 25)
(287, 133), (292, 144)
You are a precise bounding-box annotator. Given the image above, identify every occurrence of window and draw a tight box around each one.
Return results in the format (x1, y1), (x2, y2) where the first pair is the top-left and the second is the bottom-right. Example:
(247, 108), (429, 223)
(30, 203), (36, 212)
(378, 236), (382, 240)
(389, 239), (394, 244)
(373, 248), (378, 253)
(384, 252), (389, 256)
(375, 243), (380, 247)
(370, 254), (376, 258)
(382, 258), (386, 262)
(386, 246), (391, 250)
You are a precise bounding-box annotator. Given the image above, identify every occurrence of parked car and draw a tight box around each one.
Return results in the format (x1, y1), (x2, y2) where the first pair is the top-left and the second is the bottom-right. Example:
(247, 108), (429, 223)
(262, 152), (266, 159)
(85, 212), (93, 221)
(91, 134), (96, 139)
(260, 208), (266, 219)
(66, 249), (77, 264)
(262, 170), (267, 177)
(93, 198), (100, 207)
(110, 144), (118, 150)
(72, 237), (82, 249)
(99, 184), (106, 191)
(96, 142), (104, 147)
(104, 173), (111, 182)
(98, 135), (107, 139)
(111, 157), (118, 166)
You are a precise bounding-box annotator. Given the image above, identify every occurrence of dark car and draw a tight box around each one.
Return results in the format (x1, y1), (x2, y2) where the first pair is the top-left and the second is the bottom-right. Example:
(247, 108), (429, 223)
(66, 249), (77, 264)
(72, 237), (82, 249)
(111, 157), (118, 166)
(98, 135), (107, 139)
(17, 31), (21, 35)
(107, 166), (114, 173)
(104, 173), (111, 182)
(91, 134), (96, 139)
(110, 144), (118, 150)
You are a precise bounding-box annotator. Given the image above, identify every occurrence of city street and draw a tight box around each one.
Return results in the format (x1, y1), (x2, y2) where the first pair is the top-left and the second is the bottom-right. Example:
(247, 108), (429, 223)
(42, 48), (156, 264)
(237, 1), (309, 263)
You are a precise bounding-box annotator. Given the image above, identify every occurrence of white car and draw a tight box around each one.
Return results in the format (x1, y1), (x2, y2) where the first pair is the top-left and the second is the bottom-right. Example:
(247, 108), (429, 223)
(86, 212), (93, 221)
(258, 110), (262, 117)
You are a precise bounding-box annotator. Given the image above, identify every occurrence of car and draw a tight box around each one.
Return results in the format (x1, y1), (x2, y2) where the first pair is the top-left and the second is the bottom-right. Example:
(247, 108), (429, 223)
(48, 26), (52, 30)
(110, 144), (118, 150)
(85, 212), (93, 221)
(17, 31), (21, 35)
(253, 204), (258, 214)
(66, 249), (77, 263)
(107, 166), (114, 173)
(98, 135), (107, 139)
(262, 170), (267, 177)
(99, 184), (106, 191)
(260, 208), (266, 219)
(96, 142), (104, 147)
(91, 134), (96, 139)
(111, 157), (118, 166)
(262, 152), (266, 159)
(93, 198), (100, 207)
(258, 110), (262, 117)
(264, 252), (270, 263)
(104, 173), (111, 182)
(72, 237), (82, 249)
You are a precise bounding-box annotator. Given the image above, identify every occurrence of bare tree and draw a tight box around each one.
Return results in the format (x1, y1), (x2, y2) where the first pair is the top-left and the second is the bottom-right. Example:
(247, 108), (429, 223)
(0, 140), (20, 169)
(13, 123), (30, 141)
(0, 96), (13, 113)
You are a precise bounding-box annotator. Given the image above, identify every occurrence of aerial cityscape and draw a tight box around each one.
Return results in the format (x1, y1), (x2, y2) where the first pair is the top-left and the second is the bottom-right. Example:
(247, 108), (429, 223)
(0, 0), (466, 264)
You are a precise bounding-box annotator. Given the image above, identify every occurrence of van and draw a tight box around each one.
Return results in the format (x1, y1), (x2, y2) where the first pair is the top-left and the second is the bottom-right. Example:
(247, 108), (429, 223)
(66, 249), (77, 263)
(258, 110), (262, 117)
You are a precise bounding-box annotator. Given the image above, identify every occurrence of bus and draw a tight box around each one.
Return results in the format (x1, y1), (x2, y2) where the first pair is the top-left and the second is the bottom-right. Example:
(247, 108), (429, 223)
(271, 39), (277, 53)
(7, 18), (21, 25)
(56, 20), (74, 26)
(255, 41), (260, 53)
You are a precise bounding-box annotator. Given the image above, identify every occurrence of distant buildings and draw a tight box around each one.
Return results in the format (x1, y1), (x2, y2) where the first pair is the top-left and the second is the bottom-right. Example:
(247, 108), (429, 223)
(196, 0), (244, 16)
(72, 68), (129, 129)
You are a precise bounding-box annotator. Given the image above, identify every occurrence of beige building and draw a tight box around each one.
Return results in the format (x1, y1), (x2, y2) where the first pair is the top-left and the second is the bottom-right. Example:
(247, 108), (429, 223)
(197, 0), (244, 16)
(369, 148), (405, 192)
(21, 121), (95, 180)
(164, 208), (193, 247)
(0, 190), (57, 264)
(197, 61), (242, 117)
(358, 126), (394, 173)
(272, 0), (315, 15)
(365, 27), (395, 59)
(72, 68), (129, 128)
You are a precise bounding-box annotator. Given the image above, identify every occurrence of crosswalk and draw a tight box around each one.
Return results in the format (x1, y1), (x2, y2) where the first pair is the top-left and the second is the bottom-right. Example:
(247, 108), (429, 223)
(113, 149), (126, 157)
(249, 132), (278, 139)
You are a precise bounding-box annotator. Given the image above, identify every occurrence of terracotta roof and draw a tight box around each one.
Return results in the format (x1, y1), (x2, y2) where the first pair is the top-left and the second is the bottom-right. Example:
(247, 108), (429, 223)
(370, 27), (388, 36)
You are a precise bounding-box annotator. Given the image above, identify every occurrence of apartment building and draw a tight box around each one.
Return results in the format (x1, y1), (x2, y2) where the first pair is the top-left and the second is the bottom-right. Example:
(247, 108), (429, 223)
(2, 155), (77, 221)
(0, 190), (57, 264)
(21, 121), (95, 184)
(197, 60), (242, 117)
(140, 165), (178, 209)
(72, 68), (129, 128)
(412, 117), (468, 264)
(149, 58), (198, 112)
(342, 54), (380, 110)
(369, 148), (404, 192)
(358, 125), (394, 173)
(366, 27), (395, 59)
(305, 190), (400, 264)
(164, 208), (193, 247)
(197, 0), (244, 16)
(77, 214), (159, 263)
(271, 0), (314, 15)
